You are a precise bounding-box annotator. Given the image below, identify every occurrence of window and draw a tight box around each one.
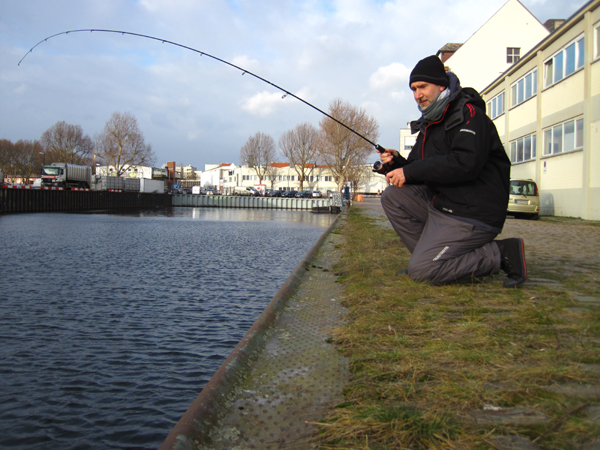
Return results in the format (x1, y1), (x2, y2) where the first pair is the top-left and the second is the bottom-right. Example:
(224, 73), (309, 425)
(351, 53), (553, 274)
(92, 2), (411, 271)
(510, 70), (537, 107)
(507, 47), (520, 63)
(595, 22), (600, 59)
(543, 118), (584, 155)
(509, 133), (537, 163)
(487, 91), (505, 119)
(544, 35), (585, 87)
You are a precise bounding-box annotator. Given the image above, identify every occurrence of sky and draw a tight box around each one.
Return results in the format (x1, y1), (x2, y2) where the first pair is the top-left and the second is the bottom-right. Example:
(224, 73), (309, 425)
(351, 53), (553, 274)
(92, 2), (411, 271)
(0, 0), (586, 170)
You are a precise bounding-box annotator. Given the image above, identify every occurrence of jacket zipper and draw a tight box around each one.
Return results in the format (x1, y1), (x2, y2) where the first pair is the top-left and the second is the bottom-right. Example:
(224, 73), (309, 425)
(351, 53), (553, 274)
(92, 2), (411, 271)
(422, 103), (450, 208)
(421, 103), (450, 159)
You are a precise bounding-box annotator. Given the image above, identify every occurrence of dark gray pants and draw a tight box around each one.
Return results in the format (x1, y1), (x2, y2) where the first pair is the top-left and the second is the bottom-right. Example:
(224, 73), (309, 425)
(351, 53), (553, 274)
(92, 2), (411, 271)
(381, 184), (501, 285)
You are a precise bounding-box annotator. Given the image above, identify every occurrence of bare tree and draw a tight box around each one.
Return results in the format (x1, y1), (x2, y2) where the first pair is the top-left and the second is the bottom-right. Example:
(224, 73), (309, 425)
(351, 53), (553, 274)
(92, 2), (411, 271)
(240, 132), (276, 185)
(0, 139), (15, 179)
(40, 121), (94, 165)
(95, 112), (155, 176)
(13, 140), (43, 183)
(345, 163), (373, 198)
(279, 122), (320, 191)
(319, 98), (379, 191)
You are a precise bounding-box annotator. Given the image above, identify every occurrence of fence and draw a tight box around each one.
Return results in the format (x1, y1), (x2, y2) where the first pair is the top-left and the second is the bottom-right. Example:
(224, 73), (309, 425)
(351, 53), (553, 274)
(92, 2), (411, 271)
(0, 189), (335, 214)
(0, 189), (171, 214)
(172, 194), (331, 210)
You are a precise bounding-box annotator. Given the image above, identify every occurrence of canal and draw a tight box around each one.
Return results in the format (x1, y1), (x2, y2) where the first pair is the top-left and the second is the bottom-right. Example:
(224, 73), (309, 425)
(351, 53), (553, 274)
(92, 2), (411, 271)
(0, 207), (335, 449)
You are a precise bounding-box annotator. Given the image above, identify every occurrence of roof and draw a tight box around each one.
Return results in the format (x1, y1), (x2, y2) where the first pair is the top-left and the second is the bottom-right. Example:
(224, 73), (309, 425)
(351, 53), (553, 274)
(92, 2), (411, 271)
(436, 43), (463, 55)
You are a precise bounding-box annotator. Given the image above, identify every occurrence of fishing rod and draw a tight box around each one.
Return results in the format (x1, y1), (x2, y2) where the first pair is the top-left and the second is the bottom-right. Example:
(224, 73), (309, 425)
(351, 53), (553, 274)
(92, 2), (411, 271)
(19, 28), (388, 154)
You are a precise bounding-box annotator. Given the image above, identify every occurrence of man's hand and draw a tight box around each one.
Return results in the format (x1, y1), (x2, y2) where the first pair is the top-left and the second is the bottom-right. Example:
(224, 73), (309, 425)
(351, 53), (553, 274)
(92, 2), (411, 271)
(386, 168), (406, 187)
(379, 148), (399, 165)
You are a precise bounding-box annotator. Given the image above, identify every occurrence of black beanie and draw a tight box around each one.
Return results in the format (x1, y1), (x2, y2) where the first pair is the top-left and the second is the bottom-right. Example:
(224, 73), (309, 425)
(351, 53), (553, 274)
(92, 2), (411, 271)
(409, 55), (449, 87)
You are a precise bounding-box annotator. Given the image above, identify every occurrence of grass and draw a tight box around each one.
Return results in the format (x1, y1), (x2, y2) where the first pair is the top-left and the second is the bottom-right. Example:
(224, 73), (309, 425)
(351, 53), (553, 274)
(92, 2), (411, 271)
(315, 208), (600, 449)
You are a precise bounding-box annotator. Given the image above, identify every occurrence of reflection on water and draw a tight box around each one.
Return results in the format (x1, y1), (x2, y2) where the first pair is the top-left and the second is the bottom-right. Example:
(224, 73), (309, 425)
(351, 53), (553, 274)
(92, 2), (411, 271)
(0, 208), (334, 450)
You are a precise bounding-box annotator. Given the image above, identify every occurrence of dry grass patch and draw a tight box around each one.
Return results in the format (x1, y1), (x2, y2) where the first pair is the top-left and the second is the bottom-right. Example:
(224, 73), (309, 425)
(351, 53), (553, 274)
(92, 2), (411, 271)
(316, 209), (600, 449)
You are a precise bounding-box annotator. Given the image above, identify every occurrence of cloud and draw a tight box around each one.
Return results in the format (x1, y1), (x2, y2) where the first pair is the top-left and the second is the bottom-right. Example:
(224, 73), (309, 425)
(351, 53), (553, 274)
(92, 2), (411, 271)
(240, 90), (287, 117)
(231, 55), (261, 73)
(369, 62), (410, 91)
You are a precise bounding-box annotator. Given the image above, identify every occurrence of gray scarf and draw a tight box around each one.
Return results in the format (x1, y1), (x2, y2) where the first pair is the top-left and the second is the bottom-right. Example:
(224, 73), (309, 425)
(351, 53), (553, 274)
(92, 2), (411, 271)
(419, 87), (451, 122)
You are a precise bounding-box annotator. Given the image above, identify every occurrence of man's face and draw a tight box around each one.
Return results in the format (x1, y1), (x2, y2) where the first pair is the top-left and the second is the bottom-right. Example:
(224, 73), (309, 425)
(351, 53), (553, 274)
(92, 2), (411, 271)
(410, 81), (446, 110)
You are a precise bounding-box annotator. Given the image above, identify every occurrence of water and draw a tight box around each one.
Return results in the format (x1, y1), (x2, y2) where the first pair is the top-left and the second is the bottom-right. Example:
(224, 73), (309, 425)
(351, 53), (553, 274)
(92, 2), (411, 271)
(0, 207), (334, 449)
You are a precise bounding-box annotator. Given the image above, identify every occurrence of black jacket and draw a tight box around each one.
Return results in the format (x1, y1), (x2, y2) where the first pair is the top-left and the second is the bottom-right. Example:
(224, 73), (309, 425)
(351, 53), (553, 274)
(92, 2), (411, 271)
(394, 77), (510, 230)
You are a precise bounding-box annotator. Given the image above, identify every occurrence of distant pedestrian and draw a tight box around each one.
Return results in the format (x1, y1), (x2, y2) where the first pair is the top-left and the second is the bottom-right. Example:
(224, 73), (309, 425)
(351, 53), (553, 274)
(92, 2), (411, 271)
(379, 55), (526, 288)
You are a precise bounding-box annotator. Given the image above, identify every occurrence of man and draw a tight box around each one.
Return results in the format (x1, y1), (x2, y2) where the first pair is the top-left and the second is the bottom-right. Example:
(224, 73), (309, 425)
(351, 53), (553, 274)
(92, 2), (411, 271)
(379, 55), (526, 288)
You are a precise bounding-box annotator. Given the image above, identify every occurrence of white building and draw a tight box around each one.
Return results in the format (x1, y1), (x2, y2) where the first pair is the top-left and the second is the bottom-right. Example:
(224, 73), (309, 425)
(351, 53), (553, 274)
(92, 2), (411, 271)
(197, 162), (386, 195)
(440, 0), (550, 92)
(482, 0), (600, 219)
(399, 128), (418, 159)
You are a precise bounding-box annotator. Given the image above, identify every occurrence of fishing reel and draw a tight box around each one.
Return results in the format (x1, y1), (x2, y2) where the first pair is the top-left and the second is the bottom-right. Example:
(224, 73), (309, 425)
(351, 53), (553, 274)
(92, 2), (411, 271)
(372, 160), (391, 175)
(373, 146), (407, 174)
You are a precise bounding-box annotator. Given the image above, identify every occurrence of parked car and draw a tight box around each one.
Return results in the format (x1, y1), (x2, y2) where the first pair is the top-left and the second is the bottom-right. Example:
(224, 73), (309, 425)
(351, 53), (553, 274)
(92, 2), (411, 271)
(295, 190), (312, 198)
(270, 189), (283, 197)
(281, 190), (297, 198)
(312, 191), (322, 198)
(507, 179), (540, 220)
(181, 188), (192, 194)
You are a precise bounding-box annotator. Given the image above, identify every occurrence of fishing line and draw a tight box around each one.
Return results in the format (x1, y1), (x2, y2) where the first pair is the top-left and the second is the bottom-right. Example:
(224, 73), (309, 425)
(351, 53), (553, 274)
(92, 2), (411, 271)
(19, 28), (386, 153)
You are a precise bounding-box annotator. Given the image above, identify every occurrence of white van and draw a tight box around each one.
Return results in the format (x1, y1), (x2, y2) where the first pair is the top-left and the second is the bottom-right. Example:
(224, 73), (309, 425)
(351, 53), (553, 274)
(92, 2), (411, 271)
(232, 186), (259, 196)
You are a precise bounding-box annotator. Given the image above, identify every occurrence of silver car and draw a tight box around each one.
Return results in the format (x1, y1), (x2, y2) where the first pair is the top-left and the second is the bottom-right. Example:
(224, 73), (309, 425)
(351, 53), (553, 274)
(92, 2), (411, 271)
(507, 179), (540, 220)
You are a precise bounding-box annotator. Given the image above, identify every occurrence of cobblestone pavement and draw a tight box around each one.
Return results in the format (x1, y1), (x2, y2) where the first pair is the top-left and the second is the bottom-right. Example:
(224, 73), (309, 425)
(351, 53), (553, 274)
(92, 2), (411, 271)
(355, 196), (600, 288)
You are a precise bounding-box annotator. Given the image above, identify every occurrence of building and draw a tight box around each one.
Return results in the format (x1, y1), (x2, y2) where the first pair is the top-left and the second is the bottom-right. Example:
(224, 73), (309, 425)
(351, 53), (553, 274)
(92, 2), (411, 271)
(399, 128), (418, 159)
(196, 162), (386, 195)
(440, 0), (550, 92)
(482, 0), (600, 220)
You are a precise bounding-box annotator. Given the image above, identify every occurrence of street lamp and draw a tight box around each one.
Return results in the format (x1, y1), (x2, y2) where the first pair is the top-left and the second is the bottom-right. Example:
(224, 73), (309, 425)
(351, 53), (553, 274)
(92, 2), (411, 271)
(39, 152), (45, 166)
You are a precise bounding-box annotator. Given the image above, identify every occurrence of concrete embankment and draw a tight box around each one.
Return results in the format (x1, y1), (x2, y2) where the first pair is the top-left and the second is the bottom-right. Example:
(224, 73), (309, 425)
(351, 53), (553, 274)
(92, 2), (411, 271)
(159, 211), (350, 450)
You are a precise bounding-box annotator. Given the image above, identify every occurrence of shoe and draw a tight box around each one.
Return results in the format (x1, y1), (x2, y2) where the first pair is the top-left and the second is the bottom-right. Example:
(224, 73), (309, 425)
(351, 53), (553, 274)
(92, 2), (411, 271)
(395, 268), (408, 276)
(496, 238), (527, 288)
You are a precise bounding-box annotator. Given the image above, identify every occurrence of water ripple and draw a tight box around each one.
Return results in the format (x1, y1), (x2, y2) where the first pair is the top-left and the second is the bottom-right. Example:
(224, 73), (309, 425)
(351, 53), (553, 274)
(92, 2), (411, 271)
(0, 208), (333, 449)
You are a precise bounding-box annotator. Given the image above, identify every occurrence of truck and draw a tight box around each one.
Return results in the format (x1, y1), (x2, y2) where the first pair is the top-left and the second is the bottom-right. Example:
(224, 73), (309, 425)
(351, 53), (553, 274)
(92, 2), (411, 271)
(139, 178), (164, 193)
(41, 163), (92, 189)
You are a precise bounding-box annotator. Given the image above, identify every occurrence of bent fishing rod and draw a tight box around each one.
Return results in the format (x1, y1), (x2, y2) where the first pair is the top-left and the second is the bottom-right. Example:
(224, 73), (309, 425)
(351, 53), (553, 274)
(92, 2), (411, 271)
(19, 28), (388, 153)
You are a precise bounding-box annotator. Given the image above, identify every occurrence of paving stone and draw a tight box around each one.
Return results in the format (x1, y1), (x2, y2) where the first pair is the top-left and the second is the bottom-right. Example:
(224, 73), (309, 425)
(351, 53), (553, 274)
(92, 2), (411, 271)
(580, 364), (600, 375)
(584, 405), (600, 422)
(545, 384), (600, 399)
(575, 296), (600, 303)
(470, 407), (549, 425)
(492, 435), (541, 450)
